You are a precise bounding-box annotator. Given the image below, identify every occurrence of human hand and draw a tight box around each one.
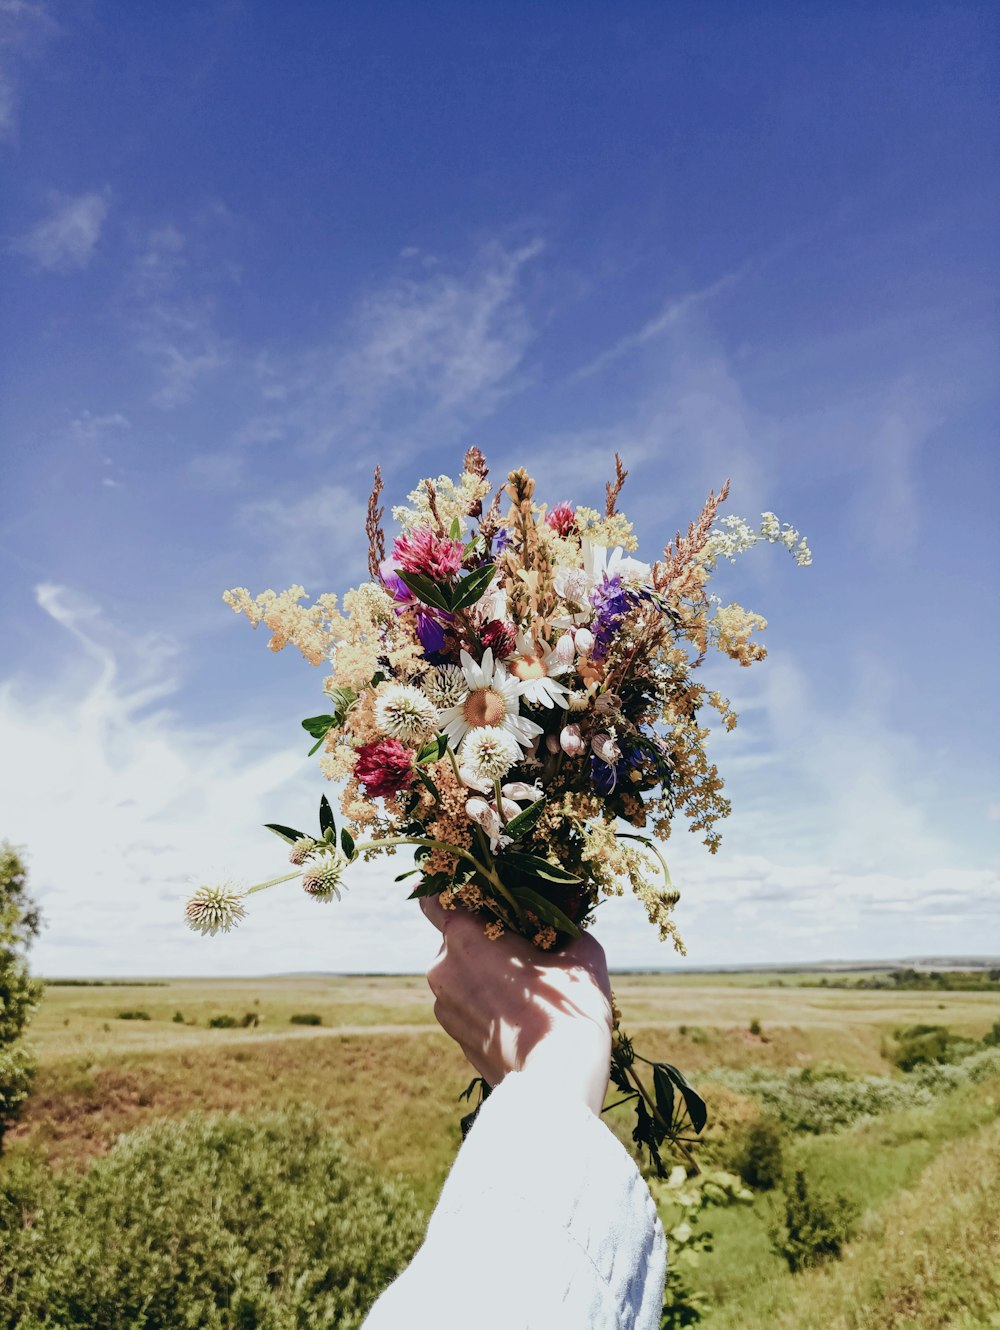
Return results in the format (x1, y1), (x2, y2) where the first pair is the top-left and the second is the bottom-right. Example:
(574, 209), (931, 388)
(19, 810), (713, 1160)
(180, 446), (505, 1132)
(421, 896), (613, 1115)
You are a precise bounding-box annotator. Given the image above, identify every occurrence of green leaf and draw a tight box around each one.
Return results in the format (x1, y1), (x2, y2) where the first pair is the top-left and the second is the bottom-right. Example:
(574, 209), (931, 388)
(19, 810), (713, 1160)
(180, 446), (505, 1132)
(659, 1062), (708, 1133)
(302, 714), (335, 739)
(512, 886), (582, 938)
(415, 769), (441, 802)
(396, 570), (454, 613)
(449, 516), (462, 539)
(500, 850), (582, 884)
(416, 733), (449, 765)
(449, 563), (496, 612)
(264, 823), (308, 845)
(394, 868), (421, 882)
(369, 671), (387, 688)
(653, 1064), (676, 1126)
(502, 797), (546, 841)
(340, 828), (356, 860)
(319, 795), (335, 838)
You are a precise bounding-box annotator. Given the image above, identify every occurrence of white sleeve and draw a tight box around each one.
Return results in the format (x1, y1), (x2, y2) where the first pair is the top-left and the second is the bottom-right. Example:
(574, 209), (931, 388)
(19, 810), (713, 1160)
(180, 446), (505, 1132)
(363, 1069), (666, 1330)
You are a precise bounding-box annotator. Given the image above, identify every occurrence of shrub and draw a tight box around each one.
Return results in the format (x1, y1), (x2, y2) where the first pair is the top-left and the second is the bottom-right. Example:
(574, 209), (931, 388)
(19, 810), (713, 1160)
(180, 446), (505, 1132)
(982, 1019), (1000, 1047)
(891, 1024), (956, 1071)
(239, 1013), (259, 1028)
(771, 1167), (858, 1272)
(748, 1017), (762, 1037)
(0, 1108), (424, 1329)
(726, 1114), (784, 1190)
(207, 1015), (240, 1028)
(172, 1012), (185, 1023)
(711, 1066), (931, 1133)
(0, 843), (42, 1149)
(290, 1013), (323, 1026)
(116, 1011), (150, 1021)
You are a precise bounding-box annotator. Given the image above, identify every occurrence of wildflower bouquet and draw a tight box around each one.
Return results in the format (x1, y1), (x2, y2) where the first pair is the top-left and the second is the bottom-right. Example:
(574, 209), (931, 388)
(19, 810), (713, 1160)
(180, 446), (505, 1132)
(188, 448), (809, 1169)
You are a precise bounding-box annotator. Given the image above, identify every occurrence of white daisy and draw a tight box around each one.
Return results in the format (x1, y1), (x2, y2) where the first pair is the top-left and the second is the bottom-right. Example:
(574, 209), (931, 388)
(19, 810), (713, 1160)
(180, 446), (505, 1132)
(508, 631), (571, 709)
(553, 539), (653, 626)
(463, 726), (520, 783)
(374, 682), (437, 742)
(422, 664), (468, 709)
(438, 648), (543, 752)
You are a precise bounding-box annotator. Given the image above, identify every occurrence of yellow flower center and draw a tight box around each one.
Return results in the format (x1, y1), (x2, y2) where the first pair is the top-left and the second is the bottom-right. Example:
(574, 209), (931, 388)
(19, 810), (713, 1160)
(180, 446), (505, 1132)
(510, 655), (546, 682)
(463, 688), (507, 727)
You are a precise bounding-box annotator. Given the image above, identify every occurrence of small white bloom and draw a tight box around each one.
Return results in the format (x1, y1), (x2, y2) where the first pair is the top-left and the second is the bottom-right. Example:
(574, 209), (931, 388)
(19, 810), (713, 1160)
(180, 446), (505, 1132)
(374, 682), (438, 742)
(465, 797), (511, 853)
(185, 883), (247, 936)
(573, 628), (595, 655)
(566, 687), (593, 712)
(554, 633), (576, 667)
(301, 850), (347, 902)
(501, 781), (543, 803)
(463, 725), (520, 783)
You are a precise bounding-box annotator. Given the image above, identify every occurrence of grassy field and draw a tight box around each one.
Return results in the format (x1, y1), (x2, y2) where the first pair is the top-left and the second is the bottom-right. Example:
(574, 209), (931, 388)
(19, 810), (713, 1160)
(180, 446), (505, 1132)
(10, 971), (1000, 1326)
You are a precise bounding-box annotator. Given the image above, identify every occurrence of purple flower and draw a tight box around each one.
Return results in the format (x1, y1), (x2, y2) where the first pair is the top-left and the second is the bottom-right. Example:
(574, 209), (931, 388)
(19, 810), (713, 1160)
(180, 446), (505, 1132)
(416, 611), (447, 654)
(589, 574), (638, 660)
(380, 557), (452, 658)
(493, 528), (511, 555)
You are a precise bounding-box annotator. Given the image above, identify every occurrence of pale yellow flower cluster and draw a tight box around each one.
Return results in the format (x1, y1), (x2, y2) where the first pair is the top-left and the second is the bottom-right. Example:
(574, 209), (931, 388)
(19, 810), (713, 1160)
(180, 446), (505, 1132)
(573, 506), (639, 552)
(711, 602), (768, 666)
(222, 585), (342, 665)
(391, 469), (491, 535)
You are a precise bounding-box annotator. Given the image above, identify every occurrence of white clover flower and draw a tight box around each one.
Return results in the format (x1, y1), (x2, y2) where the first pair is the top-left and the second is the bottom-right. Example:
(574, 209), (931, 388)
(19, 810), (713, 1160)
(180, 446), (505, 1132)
(374, 682), (438, 742)
(422, 664), (468, 709)
(184, 883), (248, 936)
(463, 725), (520, 783)
(301, 850), (347, 902)
(288, 837), (318, 866)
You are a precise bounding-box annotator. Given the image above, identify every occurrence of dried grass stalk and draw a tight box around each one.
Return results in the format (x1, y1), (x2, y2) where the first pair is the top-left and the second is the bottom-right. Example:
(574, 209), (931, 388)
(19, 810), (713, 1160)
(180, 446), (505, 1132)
(654, 478), (731, 590)
(365, 466), (385, 580)
(605, 451), (629, 517)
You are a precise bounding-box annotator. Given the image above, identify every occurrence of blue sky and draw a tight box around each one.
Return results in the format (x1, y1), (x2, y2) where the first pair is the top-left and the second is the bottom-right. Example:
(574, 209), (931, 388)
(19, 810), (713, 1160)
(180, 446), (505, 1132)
(1, 1), (997, 976)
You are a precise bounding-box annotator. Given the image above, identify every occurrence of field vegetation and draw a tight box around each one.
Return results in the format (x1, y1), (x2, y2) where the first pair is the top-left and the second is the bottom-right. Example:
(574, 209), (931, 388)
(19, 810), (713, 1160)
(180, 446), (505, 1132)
(2, 969), (998, 1327)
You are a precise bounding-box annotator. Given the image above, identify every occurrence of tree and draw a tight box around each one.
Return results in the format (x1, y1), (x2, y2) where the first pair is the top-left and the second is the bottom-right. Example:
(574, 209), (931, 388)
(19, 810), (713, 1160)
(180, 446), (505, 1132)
(0, 843), (42, 1149)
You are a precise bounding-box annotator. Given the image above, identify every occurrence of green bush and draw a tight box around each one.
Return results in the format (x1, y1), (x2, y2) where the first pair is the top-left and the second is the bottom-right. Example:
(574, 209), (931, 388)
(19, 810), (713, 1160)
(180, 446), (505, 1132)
(0, 1108), (424, 1329)
(981, 1019), (1000, 1047)
(208, 1015), (240, 1028)
(726, 1114), (784, 1190)
(771, 1167), (858, 1272)
(748, 1017), (762, 1038)
(172, 1011), (185, 1023)
(711, 1066), (931, 1133)
(290, 1013), (323, 1026)
(116, 1010), (150, 1021)
(891, 1024), (956, 1071)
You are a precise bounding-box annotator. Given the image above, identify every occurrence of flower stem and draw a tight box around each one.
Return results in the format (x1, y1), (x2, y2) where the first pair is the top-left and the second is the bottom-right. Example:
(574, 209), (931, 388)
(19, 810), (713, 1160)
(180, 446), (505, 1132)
(246, 870), (303, 896)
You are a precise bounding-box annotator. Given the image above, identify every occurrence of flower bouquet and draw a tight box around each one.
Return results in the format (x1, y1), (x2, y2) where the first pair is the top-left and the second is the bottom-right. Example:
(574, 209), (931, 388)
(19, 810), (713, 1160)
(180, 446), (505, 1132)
(187, 448), (809, 1171)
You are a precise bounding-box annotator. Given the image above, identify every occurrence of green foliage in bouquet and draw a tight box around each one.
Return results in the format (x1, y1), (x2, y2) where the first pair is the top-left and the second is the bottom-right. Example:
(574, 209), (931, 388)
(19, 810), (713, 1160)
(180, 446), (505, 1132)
(0, 1109), (423, 1329)
(188, 450), (810, 1171)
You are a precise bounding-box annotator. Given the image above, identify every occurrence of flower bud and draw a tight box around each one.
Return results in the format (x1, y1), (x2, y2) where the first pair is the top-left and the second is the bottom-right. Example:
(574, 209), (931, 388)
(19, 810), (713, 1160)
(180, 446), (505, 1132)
(545, 733), (560, 754)
(591, 731), (621, 765)
(560, 723), (585, 756)
(288, 837), (317, 866)
(573, 628), (595, 655)
(554, 633), (576, 667)
(301, 851), (347, 902)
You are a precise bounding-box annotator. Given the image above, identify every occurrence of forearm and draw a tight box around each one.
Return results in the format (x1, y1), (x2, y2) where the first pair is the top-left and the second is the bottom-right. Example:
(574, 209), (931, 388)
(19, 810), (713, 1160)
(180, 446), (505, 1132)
(363, 1070), (666, 1330)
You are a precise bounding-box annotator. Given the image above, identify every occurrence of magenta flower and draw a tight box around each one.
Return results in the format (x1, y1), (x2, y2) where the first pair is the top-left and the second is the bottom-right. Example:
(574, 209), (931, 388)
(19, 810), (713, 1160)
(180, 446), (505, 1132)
(545, 501), (577, 537)
(354, 739), (416, 798)
(392, 527), (465, 581)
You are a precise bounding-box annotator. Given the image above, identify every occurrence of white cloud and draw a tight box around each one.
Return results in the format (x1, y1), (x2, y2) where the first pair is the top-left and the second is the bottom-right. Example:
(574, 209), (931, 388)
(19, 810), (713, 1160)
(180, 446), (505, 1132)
(12, 189), (109, 271)
(0, 585), (439, 977)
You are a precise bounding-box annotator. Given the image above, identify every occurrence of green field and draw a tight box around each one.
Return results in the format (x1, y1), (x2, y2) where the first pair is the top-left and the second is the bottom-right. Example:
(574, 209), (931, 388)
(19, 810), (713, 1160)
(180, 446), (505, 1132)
(9, 972), (1000, 1327)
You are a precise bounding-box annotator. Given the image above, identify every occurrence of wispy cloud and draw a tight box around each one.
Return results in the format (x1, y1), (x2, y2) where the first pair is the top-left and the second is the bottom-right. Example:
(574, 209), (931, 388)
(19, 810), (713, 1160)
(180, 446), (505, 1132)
(570, 264), (748, 383)
(0, 0), (54, 143)
(213, 240), (543, 476)
(127, 224), (231, 407)
(237, 484), (369, 586)
(11, 188), (109, 271)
